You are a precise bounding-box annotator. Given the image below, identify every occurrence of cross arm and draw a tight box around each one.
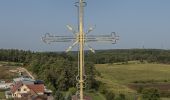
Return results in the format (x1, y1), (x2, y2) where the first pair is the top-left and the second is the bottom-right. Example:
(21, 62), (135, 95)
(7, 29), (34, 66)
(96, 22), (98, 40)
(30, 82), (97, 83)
(85, 32), (119, 44)
(42, 33), (76, 44)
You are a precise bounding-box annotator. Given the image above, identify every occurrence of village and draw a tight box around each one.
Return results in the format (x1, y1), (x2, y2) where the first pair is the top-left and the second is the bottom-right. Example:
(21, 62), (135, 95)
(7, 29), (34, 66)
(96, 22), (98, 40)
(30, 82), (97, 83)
(0, 65), (53, 100)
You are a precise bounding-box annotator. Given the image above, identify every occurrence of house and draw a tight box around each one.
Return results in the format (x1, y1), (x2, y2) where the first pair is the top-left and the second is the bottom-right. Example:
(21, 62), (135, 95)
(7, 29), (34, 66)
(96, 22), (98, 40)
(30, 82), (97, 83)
(5, 91), (12, 99)
(0, 83), (8, 89)
(0, 81), (13, 89)
(11, 81), (45, 98)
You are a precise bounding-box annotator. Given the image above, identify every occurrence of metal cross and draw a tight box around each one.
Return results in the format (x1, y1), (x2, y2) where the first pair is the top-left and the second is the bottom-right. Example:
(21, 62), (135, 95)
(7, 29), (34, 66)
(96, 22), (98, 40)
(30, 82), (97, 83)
(42, 0), (119, 100)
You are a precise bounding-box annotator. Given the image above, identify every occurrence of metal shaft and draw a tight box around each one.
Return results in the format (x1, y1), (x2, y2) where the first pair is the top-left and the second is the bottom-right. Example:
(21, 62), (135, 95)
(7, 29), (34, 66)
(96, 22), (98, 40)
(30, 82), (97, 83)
(79, 0), (84, 100)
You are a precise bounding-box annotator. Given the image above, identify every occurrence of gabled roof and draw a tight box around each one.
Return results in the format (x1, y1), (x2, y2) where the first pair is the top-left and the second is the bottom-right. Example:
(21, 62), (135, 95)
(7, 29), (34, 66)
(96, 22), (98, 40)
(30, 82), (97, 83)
(27, 84), (45, 93)
(11, 81), (23, 93)
(11, 81), (45, 94)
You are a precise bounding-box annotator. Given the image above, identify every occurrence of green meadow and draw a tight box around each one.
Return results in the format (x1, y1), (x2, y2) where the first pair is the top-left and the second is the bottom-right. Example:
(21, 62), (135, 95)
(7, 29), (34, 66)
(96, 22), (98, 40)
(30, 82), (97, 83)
(95, 63), (170, 99)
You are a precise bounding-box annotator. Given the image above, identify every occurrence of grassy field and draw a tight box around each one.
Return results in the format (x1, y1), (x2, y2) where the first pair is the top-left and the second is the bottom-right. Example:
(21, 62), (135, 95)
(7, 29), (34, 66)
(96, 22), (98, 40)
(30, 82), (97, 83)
(96, 63), (170, 83)
(0, 91), (5, 99)
(86, 92), (106, 100)
(95, 63), (170, 99)
(0, 61), (23, 66)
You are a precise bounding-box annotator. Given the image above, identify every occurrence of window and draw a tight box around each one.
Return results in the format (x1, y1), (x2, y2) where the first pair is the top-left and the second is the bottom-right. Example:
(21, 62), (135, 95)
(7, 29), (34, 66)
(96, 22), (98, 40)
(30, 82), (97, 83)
(24, 88), (27, 91)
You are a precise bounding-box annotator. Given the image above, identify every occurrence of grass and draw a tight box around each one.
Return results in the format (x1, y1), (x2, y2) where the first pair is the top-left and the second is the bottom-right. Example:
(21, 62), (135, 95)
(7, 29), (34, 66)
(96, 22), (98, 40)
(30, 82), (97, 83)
(0, 61), (23, 66)
(86, 92), (106, 100)
(0, 92), (5, 99)
(95, 63), (170, 99)
(64, 90), (105, 100)
(96, 63), (170, 84)
(161, 98), (170, 100)
(0, 61), (20, 81)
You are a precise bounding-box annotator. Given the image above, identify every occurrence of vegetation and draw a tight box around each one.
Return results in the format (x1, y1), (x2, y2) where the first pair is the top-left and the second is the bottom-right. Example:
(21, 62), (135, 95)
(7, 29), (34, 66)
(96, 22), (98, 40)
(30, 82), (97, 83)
(2, 49), (170, 99)
(95, 63), (170, 99)
(27, 55), (97, 93)
(0, 49), (98, 94)
(0, 90), (5, 99)
(2, 49), (170, 65)
(105, 91), (115, 100)
(0, 63), (18, 81)
(87, 92), (106, 100)
(141, 87), (160, 100)
(85, 49), (170, 64)
(54, 90), (65, 100)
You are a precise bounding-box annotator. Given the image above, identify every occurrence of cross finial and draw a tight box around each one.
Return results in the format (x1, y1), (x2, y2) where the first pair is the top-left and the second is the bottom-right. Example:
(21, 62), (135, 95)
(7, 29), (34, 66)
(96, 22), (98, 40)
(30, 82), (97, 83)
(42, 1), (119, 100)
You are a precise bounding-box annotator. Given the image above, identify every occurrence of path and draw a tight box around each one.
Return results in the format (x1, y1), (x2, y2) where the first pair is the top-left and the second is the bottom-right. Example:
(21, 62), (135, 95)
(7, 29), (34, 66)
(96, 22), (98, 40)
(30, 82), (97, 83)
(17, 67), (35, 80)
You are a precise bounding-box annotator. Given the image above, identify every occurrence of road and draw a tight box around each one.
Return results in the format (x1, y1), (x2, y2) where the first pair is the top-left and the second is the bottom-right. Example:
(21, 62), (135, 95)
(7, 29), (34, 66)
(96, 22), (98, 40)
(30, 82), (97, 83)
(17, 67), (35, 80)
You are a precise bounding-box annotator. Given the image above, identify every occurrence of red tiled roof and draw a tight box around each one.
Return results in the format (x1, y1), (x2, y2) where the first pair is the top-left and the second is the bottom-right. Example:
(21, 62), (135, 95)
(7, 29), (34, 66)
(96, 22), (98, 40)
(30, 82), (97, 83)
(11, 81), (23, 93)
(11, 81), (45, 94)
(27, 84), (45, 93)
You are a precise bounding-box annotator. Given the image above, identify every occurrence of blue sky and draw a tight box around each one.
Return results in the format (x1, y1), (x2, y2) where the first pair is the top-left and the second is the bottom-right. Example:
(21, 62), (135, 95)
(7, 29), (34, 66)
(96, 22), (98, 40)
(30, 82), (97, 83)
(0, 0), (170, 51)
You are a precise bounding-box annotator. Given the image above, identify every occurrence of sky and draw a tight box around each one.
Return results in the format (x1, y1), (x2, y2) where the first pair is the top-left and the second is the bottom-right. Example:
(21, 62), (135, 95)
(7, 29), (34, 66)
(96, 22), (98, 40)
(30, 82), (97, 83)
(0, 0), (170, 52)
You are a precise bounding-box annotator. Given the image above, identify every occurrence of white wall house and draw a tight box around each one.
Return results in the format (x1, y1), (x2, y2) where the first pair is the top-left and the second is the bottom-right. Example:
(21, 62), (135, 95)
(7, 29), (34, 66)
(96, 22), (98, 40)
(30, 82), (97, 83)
(11, 81), (45, 98)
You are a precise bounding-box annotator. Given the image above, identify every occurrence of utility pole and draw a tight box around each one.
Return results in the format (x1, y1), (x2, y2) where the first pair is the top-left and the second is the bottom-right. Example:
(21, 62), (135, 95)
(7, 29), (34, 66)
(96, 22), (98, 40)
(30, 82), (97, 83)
(42, 0), (119, 100)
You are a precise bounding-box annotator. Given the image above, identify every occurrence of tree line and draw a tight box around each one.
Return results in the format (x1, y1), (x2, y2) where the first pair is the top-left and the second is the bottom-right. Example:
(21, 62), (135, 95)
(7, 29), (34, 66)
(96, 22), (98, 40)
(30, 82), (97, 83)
(1, 49), (170, 65)
(85, 49), (170, 64)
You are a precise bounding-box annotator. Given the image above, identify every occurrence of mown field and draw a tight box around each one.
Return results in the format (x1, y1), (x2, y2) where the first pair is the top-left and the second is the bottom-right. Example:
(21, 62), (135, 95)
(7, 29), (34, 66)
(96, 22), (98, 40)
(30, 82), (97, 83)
(95, 63), (170, 99)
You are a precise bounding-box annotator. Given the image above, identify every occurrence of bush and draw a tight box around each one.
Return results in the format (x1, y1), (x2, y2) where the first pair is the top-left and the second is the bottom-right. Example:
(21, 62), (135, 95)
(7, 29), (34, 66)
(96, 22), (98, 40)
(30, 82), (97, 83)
(137, 86), (144, 93)
(105, 91), (115, 100)
(68, 87), (77, 95)
(142, 87), (160, 100)
(54, 90), (64, 100)
(115, 93), (126, 100)
(160, 91), (170, 97)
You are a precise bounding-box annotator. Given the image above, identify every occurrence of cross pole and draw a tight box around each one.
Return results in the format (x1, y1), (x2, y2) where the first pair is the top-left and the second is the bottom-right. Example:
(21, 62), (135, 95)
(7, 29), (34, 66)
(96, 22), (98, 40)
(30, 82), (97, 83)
(42, 0), (119, 100)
